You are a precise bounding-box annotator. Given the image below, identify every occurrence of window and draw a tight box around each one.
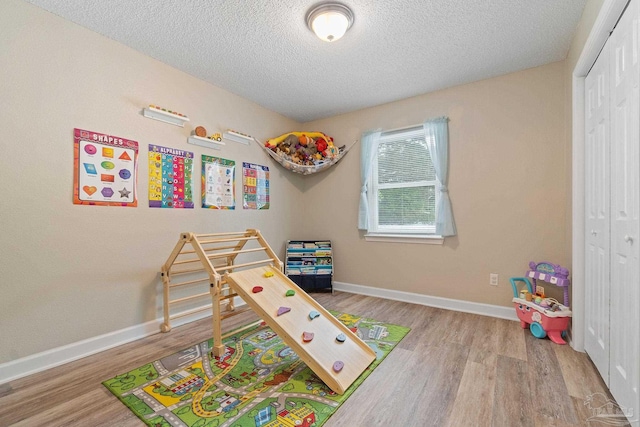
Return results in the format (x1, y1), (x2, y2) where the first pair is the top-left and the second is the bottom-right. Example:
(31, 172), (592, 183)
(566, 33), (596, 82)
(368, 127), (438, 236)
(358, 118), (455, 242)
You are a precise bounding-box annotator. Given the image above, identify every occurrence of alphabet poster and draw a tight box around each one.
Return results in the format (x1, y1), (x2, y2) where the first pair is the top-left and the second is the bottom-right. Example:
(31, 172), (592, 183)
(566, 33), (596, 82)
(202, 155), (235, 209)
(148, 144), (194, 208)
(242, 162), (270, 210)
(73, 128), (138, 207)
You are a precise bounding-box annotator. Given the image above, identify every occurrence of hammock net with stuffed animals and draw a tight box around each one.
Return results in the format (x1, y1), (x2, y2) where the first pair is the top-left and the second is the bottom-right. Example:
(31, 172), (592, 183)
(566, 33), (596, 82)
(254, 132), (356, 175)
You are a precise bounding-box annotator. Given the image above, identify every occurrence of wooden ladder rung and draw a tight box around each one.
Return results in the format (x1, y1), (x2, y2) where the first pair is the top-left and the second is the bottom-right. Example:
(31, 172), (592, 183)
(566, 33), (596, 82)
(207, 247), (266, 259)
(222, 320), (263, 339)
(172, 257), (203, 266)
(220, 305), (252, 320)
(169, 304), (212, 320)
(198, 236), (258, 245)
(220, 292), (238, 302)
(195, 231), (255, 238)
(169, 292), (210, 305)
(169, 277), (209, 288)
(179, 245), (239, 255)
(169, 267), (207, 276)
(216, 259), (274, 272)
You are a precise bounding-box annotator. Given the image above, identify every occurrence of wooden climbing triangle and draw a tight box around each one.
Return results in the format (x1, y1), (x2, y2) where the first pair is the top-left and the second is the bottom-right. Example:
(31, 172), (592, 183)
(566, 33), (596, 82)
(160, 229), (282, 355)
(161, 229), (375, 394)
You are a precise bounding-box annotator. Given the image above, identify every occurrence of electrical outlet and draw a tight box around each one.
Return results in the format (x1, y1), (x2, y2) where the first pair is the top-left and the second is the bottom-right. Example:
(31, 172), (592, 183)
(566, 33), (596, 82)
(490, 273), (498, 286)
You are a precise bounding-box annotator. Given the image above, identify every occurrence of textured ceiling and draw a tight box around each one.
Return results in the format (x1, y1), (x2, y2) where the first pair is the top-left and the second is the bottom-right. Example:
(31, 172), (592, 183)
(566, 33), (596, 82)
(25, 0), (587, 122)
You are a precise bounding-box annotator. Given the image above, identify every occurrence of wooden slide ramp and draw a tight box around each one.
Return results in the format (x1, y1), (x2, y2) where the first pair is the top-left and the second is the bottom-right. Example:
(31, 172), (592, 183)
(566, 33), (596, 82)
(226, 265), (376, 395)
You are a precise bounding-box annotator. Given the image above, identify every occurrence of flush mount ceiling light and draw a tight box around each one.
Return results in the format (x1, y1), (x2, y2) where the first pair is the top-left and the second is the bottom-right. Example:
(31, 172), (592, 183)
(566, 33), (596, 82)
(306, 2), (354, 42)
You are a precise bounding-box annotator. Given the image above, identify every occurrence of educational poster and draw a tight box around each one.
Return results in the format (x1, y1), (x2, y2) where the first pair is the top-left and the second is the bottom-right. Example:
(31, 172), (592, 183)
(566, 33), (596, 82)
(73, 128), (138, 207)
(148, 145), (194, 208)
(202, 155), (235, 209)
(242, 162), (270, 210)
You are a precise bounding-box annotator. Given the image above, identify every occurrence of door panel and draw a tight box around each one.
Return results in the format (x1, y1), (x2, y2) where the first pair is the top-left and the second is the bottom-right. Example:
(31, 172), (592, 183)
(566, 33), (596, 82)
(609, 0), (640, 416)
(584, 36), (611, 384)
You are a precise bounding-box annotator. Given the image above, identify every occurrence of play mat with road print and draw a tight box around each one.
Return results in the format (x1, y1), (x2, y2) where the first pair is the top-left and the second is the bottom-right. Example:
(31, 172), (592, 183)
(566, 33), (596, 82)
(103, 311), (410, 427)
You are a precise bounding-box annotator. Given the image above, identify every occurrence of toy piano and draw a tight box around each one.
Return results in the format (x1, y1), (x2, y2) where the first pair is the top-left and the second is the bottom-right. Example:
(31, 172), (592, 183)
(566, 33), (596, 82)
(510, 261), (572, 345)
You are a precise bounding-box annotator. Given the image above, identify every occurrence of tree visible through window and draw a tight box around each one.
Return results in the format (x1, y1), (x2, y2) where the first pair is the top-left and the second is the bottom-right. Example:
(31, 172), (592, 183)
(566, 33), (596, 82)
(369, 127), (438, 234)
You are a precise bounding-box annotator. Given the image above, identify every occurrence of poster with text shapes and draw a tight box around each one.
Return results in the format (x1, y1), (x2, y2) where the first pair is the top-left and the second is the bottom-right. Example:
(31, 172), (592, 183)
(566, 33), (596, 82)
(242, 162), (270, 210)
(148, 144), (194, 209)
(73, 128), (138, 207)
(202, 155), (235, 209)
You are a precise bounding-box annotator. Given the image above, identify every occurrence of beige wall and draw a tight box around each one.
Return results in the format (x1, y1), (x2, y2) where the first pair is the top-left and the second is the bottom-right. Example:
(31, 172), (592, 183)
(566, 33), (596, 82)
(1, 0), (603, 366)
(302, 61), (568, 306)
(0, 0), (301, 363)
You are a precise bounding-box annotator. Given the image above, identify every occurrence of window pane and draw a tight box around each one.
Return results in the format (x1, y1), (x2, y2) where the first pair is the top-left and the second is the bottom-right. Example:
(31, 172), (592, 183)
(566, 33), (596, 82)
(378, 138), (435, 184)
(378, 186), (435, 227)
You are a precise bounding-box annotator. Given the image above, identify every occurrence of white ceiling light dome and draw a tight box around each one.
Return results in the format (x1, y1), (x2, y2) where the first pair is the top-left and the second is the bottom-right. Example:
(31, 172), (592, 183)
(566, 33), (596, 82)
(306, 3), (354, 42)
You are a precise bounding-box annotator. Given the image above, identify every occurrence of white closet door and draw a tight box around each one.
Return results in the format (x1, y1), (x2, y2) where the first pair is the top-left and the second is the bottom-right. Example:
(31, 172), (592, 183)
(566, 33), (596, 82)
(584, 35), (611, 384)
(609, 0), (640, 415)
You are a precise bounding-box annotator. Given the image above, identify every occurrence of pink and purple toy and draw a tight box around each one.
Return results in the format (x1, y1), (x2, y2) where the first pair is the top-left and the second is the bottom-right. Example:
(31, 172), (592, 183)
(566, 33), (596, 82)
(510, 261), (572, 345)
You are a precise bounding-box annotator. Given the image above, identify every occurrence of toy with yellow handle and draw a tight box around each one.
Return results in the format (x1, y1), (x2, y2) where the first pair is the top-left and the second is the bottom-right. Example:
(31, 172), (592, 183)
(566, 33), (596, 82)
(265, 131), (332, 148)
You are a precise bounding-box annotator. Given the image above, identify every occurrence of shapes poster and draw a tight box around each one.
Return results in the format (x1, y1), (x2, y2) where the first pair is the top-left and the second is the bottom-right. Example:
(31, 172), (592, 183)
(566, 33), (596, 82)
(242, 162), (270, 210)
(148, 145), (194, 208)
(202, 155), (235, 209)
(73, 128), (138, 207)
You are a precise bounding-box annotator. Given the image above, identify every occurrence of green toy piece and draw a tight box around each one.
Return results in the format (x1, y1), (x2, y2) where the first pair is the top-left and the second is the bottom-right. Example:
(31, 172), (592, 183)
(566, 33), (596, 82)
(285, 290), (295, 297)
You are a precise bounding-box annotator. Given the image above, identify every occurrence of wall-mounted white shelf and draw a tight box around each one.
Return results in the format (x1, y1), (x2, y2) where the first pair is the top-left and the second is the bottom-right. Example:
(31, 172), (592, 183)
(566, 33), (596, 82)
(187, 135), (225, 150)
(223, 130), (252, 145)
(143, 107), (190, 127)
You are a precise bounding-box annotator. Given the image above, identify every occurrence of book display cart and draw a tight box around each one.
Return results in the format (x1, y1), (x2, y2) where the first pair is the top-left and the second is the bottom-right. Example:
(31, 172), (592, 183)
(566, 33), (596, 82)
(285, 240), (333, 292)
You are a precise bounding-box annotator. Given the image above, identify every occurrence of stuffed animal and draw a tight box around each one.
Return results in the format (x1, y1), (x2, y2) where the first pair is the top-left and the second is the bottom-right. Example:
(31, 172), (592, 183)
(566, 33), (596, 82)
(298, 135), (313, 146)
(325, 145), (340, 158)
(307, 139), (318, 156)
(266, 131), (332, 148)
(315, 139), (328, 153)
(281, 134), (298, 154)
(290, 152), (303, 164)
(265, 131), (336, 165)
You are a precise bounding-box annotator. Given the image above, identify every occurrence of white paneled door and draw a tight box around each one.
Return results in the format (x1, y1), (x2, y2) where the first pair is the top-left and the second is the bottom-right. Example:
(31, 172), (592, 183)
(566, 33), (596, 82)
(609, 0), (640, 416)
(585, 0), (639, 422)
(584, 35), (611, 384)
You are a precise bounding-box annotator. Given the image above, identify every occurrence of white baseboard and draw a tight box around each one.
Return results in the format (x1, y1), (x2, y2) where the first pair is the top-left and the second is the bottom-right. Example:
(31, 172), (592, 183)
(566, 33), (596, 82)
(0, 297), (245, 385)
(333, 281), (519, 321)
(1, 285), (516, 386)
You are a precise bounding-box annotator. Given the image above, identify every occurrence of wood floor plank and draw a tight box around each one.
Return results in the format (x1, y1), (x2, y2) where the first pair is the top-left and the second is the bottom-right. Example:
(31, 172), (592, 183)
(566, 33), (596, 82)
(570, 395), (633, 427)
(409, 341), (470, 426)
(0, 291), (628, 427)
(496, 316), (528, 361)
(445, 359), (496, 427)
(467, 315), (499, 367)
(553, 342), (610, 399)
(525, 333), (579, 424)
(492, 355), (535, 427)
(324, 346), (427, 426)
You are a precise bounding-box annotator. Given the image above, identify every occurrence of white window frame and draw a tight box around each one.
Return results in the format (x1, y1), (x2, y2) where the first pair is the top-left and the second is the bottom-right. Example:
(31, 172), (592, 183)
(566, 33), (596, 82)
(365, 126), (443, 244)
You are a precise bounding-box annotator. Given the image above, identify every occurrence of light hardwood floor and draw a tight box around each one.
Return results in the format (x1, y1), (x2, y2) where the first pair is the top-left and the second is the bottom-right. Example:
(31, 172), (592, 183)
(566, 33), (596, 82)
(0, 292), (626, 426)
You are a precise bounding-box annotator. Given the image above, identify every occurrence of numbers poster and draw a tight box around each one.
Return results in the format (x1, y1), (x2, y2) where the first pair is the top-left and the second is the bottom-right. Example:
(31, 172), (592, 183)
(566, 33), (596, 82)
(73, 128), (138, 207)
(148, 144), (194, 209)
(202, 155), (235, 209)
(242, 162), (270, 210)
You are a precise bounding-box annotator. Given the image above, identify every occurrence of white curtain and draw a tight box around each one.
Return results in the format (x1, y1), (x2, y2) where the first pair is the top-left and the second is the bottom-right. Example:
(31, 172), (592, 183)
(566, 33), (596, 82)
(424, 117), (456, 236)
(358, 129), (381, 230)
